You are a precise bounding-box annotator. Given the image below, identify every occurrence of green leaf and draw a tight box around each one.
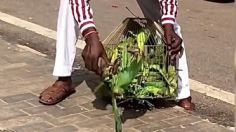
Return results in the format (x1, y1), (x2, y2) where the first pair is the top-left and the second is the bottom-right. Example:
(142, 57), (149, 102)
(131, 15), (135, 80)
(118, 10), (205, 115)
(105, 47), (113, 59)
(121, 45), (128, 68)
(145, 81), (165, 88)
(111, 48), (119, 64)
(169, 86), (177, 96)
(112, 58), (143, 95)
(149, 64), (170, 86)
(136, 85), (166, 98)
(112, 95), (122, 132)
(137, 30), (149, 53)
(168, 66), (176, 77)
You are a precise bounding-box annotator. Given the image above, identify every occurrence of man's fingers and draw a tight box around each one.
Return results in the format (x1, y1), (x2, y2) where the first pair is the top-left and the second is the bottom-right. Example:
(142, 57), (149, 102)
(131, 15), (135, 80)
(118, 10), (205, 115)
(102, 52), (111, 66)
(178, 46), (184, 58)
(82, 46), (93, 70)
(81, 45), (88, 61)
(166, 36), (172, 46)
(170, 45), (182, 56)
(91, 55), (98, 72)
(170, 53), (178, 60)
(97, 55), (110, 76)
(84, 57), (92, 70)
(171, 37), (182, 49)
(96, 53), (111, 76)
(96, 57), (104, 76)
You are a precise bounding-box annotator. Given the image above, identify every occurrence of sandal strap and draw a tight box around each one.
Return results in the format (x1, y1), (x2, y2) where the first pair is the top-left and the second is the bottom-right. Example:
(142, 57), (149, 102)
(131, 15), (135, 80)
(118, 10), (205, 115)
(39, 80), (74, 103)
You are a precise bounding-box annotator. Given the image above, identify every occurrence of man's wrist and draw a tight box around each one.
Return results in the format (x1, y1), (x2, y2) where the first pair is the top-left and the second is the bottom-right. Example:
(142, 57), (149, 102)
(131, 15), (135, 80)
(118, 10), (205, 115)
(83, 27), (100, 45)
(82, 27), (97, 37)
(84, 30), (98, 40)
(163, 24), (174, 31)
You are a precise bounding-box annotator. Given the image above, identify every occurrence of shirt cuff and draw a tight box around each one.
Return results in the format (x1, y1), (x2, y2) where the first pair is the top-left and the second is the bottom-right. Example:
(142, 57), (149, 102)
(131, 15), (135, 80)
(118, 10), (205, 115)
(161, 15), (176, 25)
(79, 20), (96, 35)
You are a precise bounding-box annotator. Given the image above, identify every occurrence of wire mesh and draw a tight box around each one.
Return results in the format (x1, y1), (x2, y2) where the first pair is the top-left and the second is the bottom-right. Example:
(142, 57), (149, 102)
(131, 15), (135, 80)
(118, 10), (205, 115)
(103, 18), (177, 100)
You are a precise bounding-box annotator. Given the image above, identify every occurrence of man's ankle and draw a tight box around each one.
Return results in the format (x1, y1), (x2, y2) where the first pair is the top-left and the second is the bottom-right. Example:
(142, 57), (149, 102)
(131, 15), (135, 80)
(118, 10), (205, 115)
(179, 96), (192, 101)
(58, 76), (72, 82)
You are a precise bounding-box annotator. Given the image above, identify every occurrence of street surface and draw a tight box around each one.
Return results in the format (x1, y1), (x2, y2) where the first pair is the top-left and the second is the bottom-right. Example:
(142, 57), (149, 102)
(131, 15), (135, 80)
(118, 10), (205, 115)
(0, 0), (234, 131)
(0, 37), (232, 132)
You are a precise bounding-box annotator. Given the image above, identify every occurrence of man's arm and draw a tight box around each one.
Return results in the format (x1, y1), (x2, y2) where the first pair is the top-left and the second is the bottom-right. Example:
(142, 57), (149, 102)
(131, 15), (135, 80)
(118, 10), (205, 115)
(70, 0), (96, 36)
(70, 0), (108, 75)
(159, 0), (182, 58)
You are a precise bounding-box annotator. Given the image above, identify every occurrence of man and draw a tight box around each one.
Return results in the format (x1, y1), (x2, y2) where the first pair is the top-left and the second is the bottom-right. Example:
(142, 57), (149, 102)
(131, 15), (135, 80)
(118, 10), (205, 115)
(39, 0), (195, 111)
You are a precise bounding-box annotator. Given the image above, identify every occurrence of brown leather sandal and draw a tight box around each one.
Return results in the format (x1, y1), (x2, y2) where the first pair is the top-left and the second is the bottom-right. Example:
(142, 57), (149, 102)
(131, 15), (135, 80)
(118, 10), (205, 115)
(39, 80), (75, 105)
(178, 96), (195, 111)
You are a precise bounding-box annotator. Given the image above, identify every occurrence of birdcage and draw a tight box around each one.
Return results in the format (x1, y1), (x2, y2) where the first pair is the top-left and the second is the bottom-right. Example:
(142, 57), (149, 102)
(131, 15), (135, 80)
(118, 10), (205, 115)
(101, 17), (178, 101)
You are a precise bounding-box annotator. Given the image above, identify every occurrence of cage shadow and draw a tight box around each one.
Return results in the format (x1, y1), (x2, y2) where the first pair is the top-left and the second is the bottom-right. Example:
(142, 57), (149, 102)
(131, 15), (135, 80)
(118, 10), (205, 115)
(71, 69), (177, 124)
(71, 69), (112, 110)
(119, 99), (177, 123)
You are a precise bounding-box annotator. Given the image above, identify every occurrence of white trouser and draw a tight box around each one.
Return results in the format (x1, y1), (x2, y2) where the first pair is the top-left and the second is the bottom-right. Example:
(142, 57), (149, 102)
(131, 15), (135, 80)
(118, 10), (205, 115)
(53, 0), (190, 100)
(53, 0), (78, 77)
(174, 24), (191, 100)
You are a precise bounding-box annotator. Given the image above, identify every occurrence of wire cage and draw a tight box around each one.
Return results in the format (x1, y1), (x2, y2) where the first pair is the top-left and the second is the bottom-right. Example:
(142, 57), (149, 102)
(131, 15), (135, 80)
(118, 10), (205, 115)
(102, 17), (178, 100)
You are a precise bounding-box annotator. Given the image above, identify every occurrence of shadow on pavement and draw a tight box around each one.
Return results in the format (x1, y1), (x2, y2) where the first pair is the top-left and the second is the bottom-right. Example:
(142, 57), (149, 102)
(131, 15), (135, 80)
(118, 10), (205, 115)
(71, 69), (100, 90)
(71, 69), (111, 110)
(71, 69), (177, 123)
(119, 99), (176, 123)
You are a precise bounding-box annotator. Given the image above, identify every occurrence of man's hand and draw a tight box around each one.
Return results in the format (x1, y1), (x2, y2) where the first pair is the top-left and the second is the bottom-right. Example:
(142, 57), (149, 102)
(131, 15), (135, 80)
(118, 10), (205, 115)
(163, 24), (183, 59)
(82, 28), (109, 75)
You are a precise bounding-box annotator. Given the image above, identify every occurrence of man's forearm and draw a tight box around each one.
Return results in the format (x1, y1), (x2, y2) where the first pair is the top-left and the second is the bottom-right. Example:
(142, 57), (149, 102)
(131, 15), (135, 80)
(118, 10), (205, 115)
(159, 0), (178, 25)
(69, 0), (96, 36)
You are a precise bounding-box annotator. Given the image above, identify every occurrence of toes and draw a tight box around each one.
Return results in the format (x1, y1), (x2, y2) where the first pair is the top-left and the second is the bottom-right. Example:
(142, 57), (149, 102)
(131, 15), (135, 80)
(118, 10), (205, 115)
(39, 94), (53, 103)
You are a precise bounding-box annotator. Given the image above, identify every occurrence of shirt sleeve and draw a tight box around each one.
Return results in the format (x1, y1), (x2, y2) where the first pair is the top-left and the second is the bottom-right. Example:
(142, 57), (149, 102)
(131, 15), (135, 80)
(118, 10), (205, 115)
(159, 0), (178, 25)
(70, 0), (96, 35)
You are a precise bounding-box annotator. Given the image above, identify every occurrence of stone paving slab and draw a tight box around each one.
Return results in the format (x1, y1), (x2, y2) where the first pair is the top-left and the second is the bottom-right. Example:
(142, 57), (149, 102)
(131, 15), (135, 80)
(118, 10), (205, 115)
(0, 38), (233, 132)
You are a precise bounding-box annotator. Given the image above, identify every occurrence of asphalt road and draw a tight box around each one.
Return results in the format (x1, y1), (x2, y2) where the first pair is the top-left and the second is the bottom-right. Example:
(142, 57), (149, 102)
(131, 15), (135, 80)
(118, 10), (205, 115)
(0, 0), (234, 127)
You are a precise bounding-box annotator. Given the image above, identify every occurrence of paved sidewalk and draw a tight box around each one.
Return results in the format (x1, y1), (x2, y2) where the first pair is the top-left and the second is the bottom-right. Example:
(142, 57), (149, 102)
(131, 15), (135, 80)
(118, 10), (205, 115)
(0, 38), (232, 132)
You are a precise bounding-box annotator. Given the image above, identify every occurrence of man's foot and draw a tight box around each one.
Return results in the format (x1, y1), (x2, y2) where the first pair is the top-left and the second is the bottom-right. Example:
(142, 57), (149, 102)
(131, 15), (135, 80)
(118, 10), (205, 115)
(39, 77), (75, 105)
(178, 96), (195, 111)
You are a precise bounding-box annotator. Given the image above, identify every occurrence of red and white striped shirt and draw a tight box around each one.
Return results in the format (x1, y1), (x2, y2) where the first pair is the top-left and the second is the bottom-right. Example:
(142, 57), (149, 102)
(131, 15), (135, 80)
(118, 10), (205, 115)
(159, 0), (177, 25)
(69, 0), (177, 35)
(70, 0), (95, 35)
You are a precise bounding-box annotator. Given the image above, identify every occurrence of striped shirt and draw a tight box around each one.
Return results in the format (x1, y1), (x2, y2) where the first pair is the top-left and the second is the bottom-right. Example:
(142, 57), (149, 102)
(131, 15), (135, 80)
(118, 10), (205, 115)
(159, 0), (177, 25)
(69, 0), (177, 35)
